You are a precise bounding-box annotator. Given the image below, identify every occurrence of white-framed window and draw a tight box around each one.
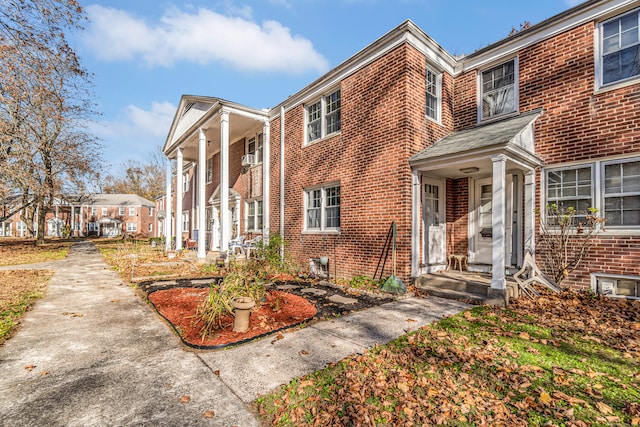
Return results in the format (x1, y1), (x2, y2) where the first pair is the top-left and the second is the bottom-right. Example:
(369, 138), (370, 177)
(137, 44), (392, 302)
(306, 88), (341, 144)
(603, 158), (640, 226)
(129, 207), (135, 216)
(148, 223), (153, 232)
(246, 199), (263, 231)
(182, 211), (189, 231)
(593, 273), (640, 299)
(206, 208), (213, 232)
(426, 67), (442, 122)
(17, 221), (27, 231)
(91, 206), (97, 216)
(183, 173), (189, 192)
(305, 184), (340, 232)
(247, 134), (263, 163)
(206, 157), (213, 183)
(599, 8), (640, 87)
(480, 59), (517, 120)
(126, 222), (137, 232)
(149, 207), (154, 216)
(544, 156), (640, 229)
(546, 165), (594, 223)
(119, 206), (125, 216)
(101, 206), (107, 216)
(88, 222), (98, 232)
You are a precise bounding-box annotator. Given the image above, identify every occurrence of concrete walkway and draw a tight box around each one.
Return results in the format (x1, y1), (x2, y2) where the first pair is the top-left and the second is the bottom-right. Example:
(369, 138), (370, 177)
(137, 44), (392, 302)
(0, 241), (470, 426)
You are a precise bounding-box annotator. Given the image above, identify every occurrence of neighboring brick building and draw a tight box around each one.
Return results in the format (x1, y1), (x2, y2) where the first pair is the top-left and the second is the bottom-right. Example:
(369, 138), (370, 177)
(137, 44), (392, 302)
(163, 0), (640, 299)
(0, 194), (155, 238)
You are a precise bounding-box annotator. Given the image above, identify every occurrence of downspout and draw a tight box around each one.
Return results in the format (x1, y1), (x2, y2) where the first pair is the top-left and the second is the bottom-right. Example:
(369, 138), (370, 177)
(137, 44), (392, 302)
(279, 106), (285, 261)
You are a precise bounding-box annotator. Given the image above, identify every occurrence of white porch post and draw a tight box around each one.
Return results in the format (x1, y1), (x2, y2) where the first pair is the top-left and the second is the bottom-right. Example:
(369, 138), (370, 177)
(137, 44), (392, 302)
(175, 148), (183, 250)
(165, 160), (173, 251)
(197, 129), (207, 260)
(411, 169), (421, 277)
(70, 205), (75, 236)
(491, 154), (507, 291)
(262, 120), (270, 241)
(79, 205), (84, 237)
(220, 110), (230, 256)
(524, 170), (536, 256)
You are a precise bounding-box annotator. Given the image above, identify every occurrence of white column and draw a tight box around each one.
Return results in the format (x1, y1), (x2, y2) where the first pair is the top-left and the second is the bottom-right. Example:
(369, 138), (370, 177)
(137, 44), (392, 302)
(70, 205), (75, 236)
(197, 129), (207, 260)
(165, 160), (173, 251)
(220, 110), (230, 255)
(524, 169), (536, 256)
(175, 148), (183, 250)
(491, 155), (507, 290)
(79, 205), (84, 237)
(411, 169), (421, 278)
(262, 120), (271, 241)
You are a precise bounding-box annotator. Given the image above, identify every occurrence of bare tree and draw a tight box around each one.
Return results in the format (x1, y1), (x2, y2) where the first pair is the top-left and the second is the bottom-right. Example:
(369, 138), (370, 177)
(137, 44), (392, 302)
(0, 0), (101, 243)
(103, 146), (168, 201)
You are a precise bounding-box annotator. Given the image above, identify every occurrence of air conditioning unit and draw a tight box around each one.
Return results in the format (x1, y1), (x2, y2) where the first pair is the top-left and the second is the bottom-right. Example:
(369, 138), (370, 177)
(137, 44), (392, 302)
(241, 154), (255, 167)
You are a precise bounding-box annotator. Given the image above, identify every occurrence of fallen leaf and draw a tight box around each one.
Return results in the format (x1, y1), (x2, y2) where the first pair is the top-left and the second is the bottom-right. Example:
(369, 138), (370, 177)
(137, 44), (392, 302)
(179, 395), (191, 403)
(596, 401), (613, 415)
(397, 382), (410, 393)
(213, 370), (220, 376)
(203, 410), (215, 418)
(24, 365), (36, 372)
(519, 332), (530, 340)
(299, 349), (309, 356)
(539, 391), (552, 405)
(111, 299), (120, 303)
(406, 318), (417, 322)
(40, 371), (49, 376)
(631, 417), (640, 425)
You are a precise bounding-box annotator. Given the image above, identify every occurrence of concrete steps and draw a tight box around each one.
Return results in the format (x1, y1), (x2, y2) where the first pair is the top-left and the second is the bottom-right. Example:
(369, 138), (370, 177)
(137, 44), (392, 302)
(414, 272), (518, 306)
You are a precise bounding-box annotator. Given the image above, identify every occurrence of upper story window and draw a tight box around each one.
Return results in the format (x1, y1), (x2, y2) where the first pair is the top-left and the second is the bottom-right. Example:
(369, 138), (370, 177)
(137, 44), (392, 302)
(480, 59), (517, 120)
(183, 173), (189, 192)
(306, 89), (341, 144)
(247, 133), (263, 163)
(101, 206), (107, 216)
(129, 207), (135, 216)
(119, 206), (125, 216)
(601, 9), (640, 86)
(206, 157), (213, 183)
(426, 67), (441, 122)
(91, 206), (97, 216)
(149, 207), (154, 216)
(305, 184), (340, 232)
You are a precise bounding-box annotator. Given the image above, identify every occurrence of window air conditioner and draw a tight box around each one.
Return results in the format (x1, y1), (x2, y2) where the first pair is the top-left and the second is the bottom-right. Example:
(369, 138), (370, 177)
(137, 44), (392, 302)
(241, 154), (255, 167)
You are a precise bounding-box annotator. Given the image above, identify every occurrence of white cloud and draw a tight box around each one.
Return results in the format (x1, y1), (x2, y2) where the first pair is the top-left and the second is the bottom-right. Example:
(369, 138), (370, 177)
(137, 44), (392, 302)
(126, 101), (176, 138)
(84, 4), (329, 74)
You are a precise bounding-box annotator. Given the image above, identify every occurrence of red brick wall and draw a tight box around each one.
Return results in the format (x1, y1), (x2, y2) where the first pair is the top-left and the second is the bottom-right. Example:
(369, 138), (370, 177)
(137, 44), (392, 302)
(453, 21), (640, 288)
(275, 43), (453, 281)
(446, 178), (469, 257)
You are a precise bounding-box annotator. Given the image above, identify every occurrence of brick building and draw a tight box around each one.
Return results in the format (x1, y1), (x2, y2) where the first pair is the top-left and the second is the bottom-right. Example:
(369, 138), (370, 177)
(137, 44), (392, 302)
(163, 0), (640, 299)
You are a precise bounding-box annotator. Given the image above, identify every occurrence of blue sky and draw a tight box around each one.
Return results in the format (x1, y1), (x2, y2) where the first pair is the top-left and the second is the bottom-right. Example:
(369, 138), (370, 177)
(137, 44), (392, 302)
(73, 0), (584, 169)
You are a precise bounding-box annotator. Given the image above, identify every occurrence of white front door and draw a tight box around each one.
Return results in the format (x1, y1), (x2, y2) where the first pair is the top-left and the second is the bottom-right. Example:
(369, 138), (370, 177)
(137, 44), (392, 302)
(423, 177), (446, 268)
(472, 176), (515, 266)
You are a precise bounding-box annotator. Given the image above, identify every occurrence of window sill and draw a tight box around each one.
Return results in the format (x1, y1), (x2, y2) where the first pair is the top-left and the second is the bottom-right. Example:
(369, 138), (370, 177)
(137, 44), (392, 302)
(595, 76), (640, 94)
(303, 131), (341, 148)
(478, 110), (519, 125)
(302, 230), (340, 235)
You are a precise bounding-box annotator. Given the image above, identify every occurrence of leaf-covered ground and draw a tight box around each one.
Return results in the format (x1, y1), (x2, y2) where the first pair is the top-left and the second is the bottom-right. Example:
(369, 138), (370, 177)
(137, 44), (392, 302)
(0, 238), (71, 266)
(255, 291), (640, 426)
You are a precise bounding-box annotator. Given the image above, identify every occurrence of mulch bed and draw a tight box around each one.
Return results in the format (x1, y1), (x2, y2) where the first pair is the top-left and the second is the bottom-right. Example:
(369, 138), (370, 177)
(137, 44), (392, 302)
(140, 278), (394, 349)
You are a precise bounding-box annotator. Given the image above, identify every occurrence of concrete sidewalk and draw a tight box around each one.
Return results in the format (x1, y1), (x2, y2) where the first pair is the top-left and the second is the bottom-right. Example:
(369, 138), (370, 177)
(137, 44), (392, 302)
(0, 241), (470, 426)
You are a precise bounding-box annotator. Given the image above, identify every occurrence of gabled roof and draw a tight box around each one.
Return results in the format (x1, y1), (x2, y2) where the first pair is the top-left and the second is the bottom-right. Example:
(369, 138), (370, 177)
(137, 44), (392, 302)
(410, 109), (544, 164)
(86, 194), (154, 207)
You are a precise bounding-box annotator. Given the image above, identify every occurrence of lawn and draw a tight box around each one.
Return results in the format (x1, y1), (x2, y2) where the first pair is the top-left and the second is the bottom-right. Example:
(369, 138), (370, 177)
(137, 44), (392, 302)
(256, 291), (640, 426)
(0, 239), (67, 344)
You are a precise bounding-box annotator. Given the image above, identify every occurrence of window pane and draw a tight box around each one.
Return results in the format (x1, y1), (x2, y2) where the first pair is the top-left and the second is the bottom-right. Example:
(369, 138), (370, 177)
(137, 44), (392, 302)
(307, 101), (321, 142)
(601, 11), (640, 85)
(325, 90), (341, 134)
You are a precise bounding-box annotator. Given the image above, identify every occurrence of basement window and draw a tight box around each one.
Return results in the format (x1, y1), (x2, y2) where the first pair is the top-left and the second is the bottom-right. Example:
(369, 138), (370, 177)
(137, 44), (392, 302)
(593, 274), (640, 299)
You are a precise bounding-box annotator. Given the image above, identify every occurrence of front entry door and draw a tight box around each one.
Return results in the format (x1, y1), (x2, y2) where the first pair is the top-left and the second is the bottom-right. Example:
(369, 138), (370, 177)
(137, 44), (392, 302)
(473, 176), (515, 266)
(423, 177), (446, 268)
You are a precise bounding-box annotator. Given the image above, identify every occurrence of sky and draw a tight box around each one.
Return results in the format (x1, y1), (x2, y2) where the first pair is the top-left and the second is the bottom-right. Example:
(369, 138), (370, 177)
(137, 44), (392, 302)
(73, 0), (585, 170)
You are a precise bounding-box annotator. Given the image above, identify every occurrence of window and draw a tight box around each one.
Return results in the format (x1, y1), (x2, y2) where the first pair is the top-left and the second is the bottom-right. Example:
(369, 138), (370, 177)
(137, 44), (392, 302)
(481, 59), (516, 120)
(206, 208), (213, 232)
(119, 206), (125, 215)
(148, 223), (153, 232)
(183, 173), (189, 192)
(129, 207), (135, 216)
(126, 222), (137, 232)
(546, 166), (593, 223)
(102, 206), (107, 216)
(206, 157), (213, 183)
(600, 9), (640, 86)
(544, 157), (640, 229)
(91, 206), (97, 216)
(247, 134), (263, 163)
(182, 211), (189, 231)
(594, 274), (640, 299)
(88, 222), (98, 232)
(305, 185), (340, 231)
(306, 88), (341, 144)
(149, 207), (154, 216)
(604, 159), (640, 226)
(426, 68), (441, 121)
(246, 200), (263, 231)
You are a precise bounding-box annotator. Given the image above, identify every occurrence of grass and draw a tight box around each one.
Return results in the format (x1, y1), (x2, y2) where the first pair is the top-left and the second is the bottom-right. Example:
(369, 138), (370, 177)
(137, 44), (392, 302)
(255, 291), (640, 426)
(0, 238), (72, 266)
(0, 270), (53, 344)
